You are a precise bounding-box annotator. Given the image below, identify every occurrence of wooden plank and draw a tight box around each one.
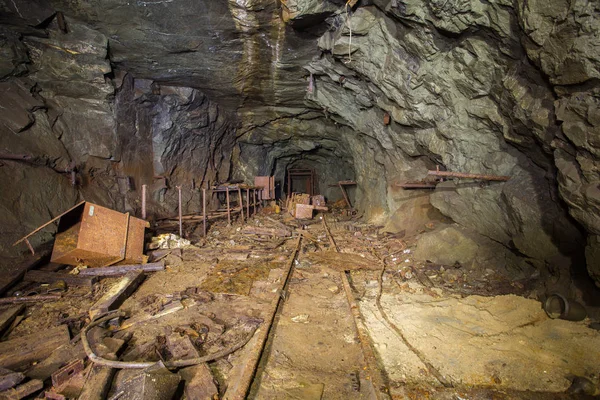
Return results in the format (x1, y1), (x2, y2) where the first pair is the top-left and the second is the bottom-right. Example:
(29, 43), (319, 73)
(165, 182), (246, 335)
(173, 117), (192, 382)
(89, 271), (145, 320)
(24, 270), (97, 287)
(26, 342), (85, 381)
(0, 379), (43, 399)
(0, 295), (61, 305)
(0, 305), (25, 335)
(78, 335), (128, 400)
(0, 368), (25, 391)
(116, 300), (184, 331)
(78, 262), (163, 277)
(0, 325), (70, 370)
(0, 251), (51, 296)
(179, 364), (218, 400)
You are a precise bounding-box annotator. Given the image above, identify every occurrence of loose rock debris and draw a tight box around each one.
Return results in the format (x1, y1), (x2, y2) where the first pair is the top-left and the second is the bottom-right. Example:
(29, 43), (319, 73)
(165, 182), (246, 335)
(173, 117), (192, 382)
(0, 207), (598, 399)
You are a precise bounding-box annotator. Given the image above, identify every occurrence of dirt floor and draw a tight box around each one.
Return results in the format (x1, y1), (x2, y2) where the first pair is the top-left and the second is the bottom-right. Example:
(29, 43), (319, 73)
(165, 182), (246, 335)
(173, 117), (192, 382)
(0, 206), (599, 399)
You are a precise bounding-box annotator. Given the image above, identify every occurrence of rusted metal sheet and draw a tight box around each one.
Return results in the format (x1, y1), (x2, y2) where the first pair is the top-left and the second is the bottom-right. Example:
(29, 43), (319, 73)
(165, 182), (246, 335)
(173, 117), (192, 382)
(295, 204), (314, 220)
(254, 176), (275, 200)
(50, 203), (147, 268)
(118, 216), (149, 265)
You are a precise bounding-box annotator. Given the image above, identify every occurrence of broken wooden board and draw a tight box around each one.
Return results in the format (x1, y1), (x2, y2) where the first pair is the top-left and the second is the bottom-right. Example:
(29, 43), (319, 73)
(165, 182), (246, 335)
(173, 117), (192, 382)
(116, 300), (184, 331)
(242, 226), (290, 238)
(24, 270), (97, 288)
(0, 305), (25, 335)
(0, 250), (50, 296)
(0, 379), (43, 399)
(179, 364), (218, 400)
(0, 325), (70, 370)
(78, 262), (164, 277)
(0, 368), (25, 391)
(89, 270), (145, 320)
(26, 342), (85, 381)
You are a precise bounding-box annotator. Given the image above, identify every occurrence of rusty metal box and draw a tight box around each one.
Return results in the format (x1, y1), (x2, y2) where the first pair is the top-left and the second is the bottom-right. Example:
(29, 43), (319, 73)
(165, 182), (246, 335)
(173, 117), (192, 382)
(255, 176), (275, 200)
(295, 204), (314, 220)
(51, 202), (148, 268)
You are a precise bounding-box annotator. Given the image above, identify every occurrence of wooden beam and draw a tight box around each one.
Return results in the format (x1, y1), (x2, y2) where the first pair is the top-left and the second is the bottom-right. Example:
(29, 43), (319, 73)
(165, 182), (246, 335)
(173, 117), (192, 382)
(0, 379), (43, 399)
(24, 270), (97, 287)
(89, 271), (145, 320)
(77, 262), (163, 277)
(0, 305), (25, 335)
(0, 325), (70, 370)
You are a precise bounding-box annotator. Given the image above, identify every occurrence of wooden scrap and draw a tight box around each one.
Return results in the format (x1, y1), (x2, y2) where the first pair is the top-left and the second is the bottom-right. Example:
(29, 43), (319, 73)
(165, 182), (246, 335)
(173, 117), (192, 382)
(295, 204), (314, 219)
(26, 342), (85, 381)
(0, 325), (70, 370)
(242, 226), (290, 238)
(0, 305), (25, 335)
(78, 336), (128, 400)
(89, 271), (145, 320)
(78, 262), (164, 277)
(24, 270), (97, 287)
(116, 300), (184, 331)
(0, 379), (43, 399)
(0, 368), (25, 391)
(179, 363), (218, 400)
(0, 315), (23, 341)
(166, 333), (200, 360)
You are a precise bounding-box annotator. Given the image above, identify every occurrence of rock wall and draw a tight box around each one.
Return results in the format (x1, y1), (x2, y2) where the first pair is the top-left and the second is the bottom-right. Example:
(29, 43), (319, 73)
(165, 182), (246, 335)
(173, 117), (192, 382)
(0, 12), (236, 257)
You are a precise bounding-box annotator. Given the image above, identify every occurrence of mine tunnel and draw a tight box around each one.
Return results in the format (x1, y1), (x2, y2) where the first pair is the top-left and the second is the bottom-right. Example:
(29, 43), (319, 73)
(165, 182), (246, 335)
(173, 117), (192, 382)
(1, 0), (600, 398)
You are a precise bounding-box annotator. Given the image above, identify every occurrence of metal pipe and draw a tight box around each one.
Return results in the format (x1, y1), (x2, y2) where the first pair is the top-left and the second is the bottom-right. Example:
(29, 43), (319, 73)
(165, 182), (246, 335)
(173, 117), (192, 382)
(427, 170), (510, 181)
(141, 184), (147, 220)
(246, 188), (250, 219)
(238, 188), (244, 222)
(176, 186), (183, 238)
(202, 188), (207, 237)
(226, 188), (231, 225)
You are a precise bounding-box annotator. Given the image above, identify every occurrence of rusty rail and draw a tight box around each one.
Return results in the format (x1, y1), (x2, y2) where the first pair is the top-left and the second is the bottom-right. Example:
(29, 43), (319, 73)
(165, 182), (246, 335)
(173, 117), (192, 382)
(427, 170), (510, 181)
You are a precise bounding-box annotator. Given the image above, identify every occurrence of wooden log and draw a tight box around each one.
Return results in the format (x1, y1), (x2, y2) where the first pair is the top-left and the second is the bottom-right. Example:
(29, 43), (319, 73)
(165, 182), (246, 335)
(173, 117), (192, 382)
(89, 271), (145, 320)
(78, 262), (163, 277)
(0, 305), (25, 335)
(0, 295), (61, 305)
(0, 368), (25, 391)
(0, 379), (43, 399)
(24, 270), (97, 287)
(0, 325), (70, 370)
(179, 364), (218, 400)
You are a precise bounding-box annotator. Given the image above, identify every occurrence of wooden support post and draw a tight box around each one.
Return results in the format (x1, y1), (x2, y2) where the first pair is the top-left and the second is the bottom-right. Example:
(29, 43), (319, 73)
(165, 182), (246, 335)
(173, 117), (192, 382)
(226, 188), (231, 225)
(141, 184), (147, 220)
(253, 189), (256, 216)
(238, 187), (244, 222)
(202, 188), (207, 237)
